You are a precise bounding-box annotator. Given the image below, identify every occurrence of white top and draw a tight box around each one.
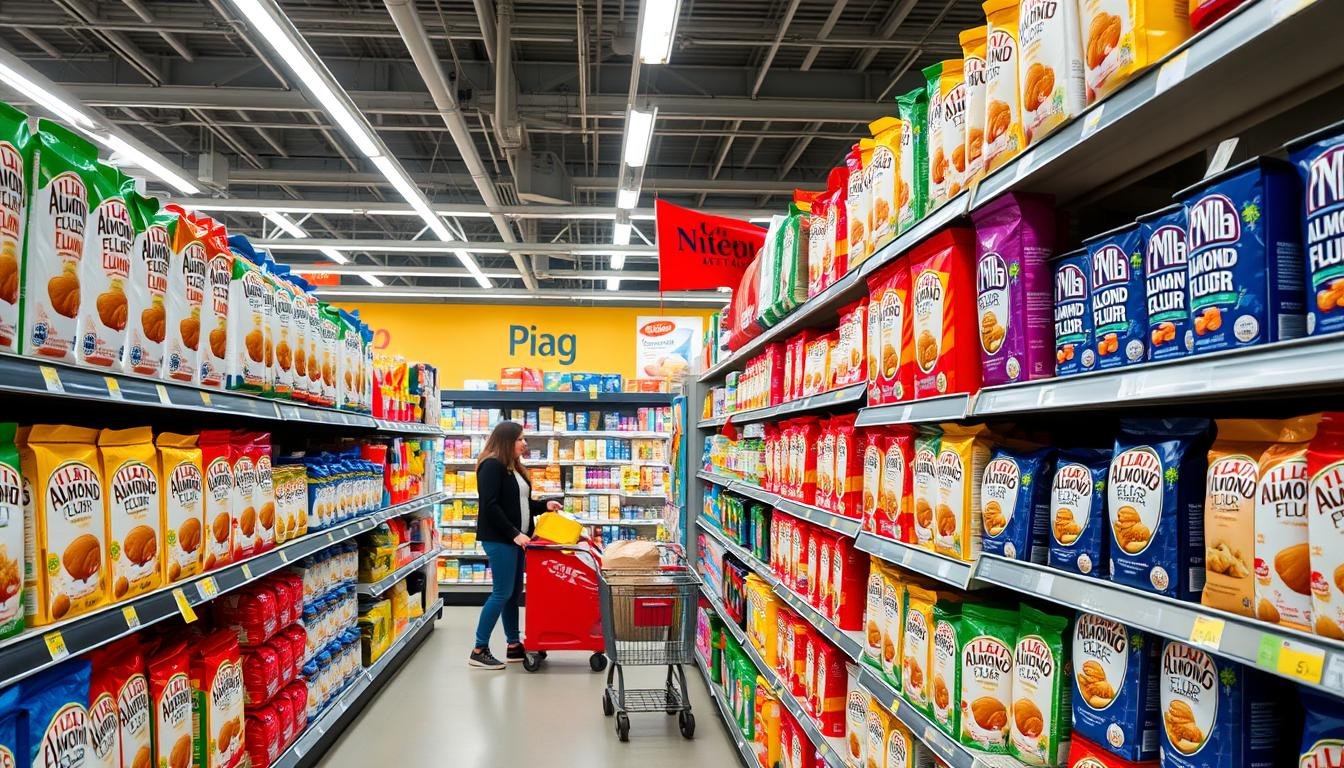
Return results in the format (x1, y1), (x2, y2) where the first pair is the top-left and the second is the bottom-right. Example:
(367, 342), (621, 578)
(518, 474), (533, 535)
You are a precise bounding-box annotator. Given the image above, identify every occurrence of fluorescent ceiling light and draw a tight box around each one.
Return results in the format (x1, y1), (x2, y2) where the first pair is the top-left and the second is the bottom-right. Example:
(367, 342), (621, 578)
(622, 108), (657, 168)
(611, 253), (626, 271)
(0, 60), (94, 129)
(617, 188), (641, 210)
(638, 0), (681, 64)
(264, 211), (308, 239)
(607, 277), (620, 291)
(370, 155), (453, 241)
(102, 135), (200, 195)
(360, 274), (385, 287)
(320, 248), (348, 264)
(613, 222), (632, 245)
(227, 0), (378, 157)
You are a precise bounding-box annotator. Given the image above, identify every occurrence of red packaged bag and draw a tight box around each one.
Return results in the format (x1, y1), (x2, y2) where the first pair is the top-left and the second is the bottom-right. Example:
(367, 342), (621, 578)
(826, 167), (850, 283)
(270, 692), (295, 749)
(253, 433), (275, 553)
(910, 227), (982, 399)
(189, 630), (245, 768)
(100, 638), (151, 768)
(862, 430), (885, 535)
(830, 536), (869, 631)
(727, 257), (765, 352)
(266, 574), (301, 626)
(867, 258), (914, 405)
(781, 707), (817, 768)
(197, 431), (234, 571)
(816, 420), (837, 513)
(1068, 733), (1158, 767)
(244, 706), (282, 768)
(88, 646), (123, 768)
(270, 633), (296, 686)
(241, 644), (281, 705)
(230, 432), (266, 559)
(833, 415), (863, 519)
(813, 636), (848, 737)
(835, 299), (867, 388)
(148, 641), (193, 768)
(281, 625), (308, 679)
(883, 427), (916, 543)
(213, 586), (278, 646)
(1189, 0), (1244, 31)
(787, 417), (821, 505)
(282, 680), (309, 736)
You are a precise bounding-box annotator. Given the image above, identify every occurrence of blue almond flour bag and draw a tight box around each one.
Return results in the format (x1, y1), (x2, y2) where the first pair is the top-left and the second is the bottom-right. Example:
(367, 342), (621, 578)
(1107, 419), (1211, 601)
(1052, 248), (1094, 376)
(1071, 613), (1161, 762)
(1299, 689), (1344, 765)
(1159, 641), (1285, 768)
(1177, 156), (1306, 355)
(19, 659), (92, 768)
(1047, 447), (1110, 578)
(1137, 205), (1192, 362)
(0, 684), (20, 768)
(1284, 120), (1344, 336)
(980, 445), (1054, 564)
(1084, 223), (1147, 370)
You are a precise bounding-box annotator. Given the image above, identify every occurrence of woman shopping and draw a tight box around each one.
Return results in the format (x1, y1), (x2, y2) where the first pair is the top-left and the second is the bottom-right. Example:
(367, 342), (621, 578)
(471, 421), (562, 669)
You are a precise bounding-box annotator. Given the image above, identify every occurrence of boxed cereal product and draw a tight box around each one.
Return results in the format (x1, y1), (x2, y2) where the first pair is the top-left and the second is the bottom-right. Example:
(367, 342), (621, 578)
(1158, 640), (1284, 767)
(20, 424), (107, 624)
(0, 423), (21, 640)
(981, 445), (1054, 563)
(1048, 447), (1110, 578)
(18, 659), (92, 768)
(1009, 603), (1072, 766)
(99, 426), (163, 601)
(982, 0), (1024, 173)
(1307, 413), (1344, 638)
(0, 102), (29, 354)
(190, 630), (246, 768)
(972, 192), (1057, 387)
(895, 88), (928, 232)
(1085, 223), (1147, 369)
(76, 163), (135, 369)
(150, 641), (194, 768)
(1137, 205), (1191, 361)
(157, 432), (203, 584)
(198, 430), (234, 571)
(957, 604), (1016, 753)
(1080, 0), (1190, 103)
(1285, 121), (1344, 337)
(930, 601), (962, 738)
(960, 27), (987, 187)
(911, 228), (981, 399)
(161, 206), (207, 384)
(868, 259), (914, 405)
(196, 216), (231, 389)
(122, 193), (173, 377)
(1052, 248), (1094, 375)
(1178, 157), (1305, 355)
(1072, 613), (1161, 761)
(1019, 0), (1085, 145)
(1251, 417), (1318, 631)
(1108, 418), (1211, 600)
(869, 117), (902, 249)
(913, 427), (942, 550)
(935, 424), (992, 561)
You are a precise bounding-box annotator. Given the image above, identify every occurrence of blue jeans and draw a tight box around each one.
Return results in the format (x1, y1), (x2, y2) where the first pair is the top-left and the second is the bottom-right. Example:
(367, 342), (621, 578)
(475, 540), (526, 648)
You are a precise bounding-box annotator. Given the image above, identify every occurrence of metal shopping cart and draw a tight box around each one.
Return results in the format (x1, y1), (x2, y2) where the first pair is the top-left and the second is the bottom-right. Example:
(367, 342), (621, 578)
(598, 543), (700, 742)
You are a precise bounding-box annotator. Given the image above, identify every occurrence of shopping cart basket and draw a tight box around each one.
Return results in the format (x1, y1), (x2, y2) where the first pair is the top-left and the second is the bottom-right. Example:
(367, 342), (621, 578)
(521, 539), (607, 672)
(598, 543), (700, 742)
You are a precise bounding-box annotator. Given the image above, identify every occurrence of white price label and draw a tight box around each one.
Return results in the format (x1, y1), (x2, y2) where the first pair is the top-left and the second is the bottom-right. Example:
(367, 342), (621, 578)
(1155, 51), (1189, 95)
(1013, 152), (1035, 182)
(1081, 104), (1106, 139)
(1037, 572), (1055, 595)
(1205, 138), (1239, 178)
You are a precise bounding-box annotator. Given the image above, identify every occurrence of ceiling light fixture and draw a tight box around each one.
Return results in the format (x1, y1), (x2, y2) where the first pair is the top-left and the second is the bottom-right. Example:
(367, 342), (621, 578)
(263, 211), (308, 239)
(360, 274), (385, 287)
(607, 277), (621, 291)
(617, 188), (641, 210)
(102, 135), (201, 195)
(637, 0), (681, 64)
(613, 221), (633, 245)
(0, 60), (94, 129)
(622, 108), (657, 168)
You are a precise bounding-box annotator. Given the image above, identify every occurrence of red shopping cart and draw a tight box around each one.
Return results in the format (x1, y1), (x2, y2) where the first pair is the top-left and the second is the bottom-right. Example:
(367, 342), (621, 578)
(520, 538), (608, 672)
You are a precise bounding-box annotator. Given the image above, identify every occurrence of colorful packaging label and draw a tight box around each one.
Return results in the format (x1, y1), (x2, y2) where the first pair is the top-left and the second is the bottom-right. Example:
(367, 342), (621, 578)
(1052, 249), (1094, 376)
(1138, 205), (1191, 361)
(1085, 224), (1147, 370)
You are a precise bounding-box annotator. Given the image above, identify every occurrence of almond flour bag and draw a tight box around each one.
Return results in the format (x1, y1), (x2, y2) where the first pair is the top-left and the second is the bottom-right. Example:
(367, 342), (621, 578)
(1253, 417), (1319, 631)
(224, 239), (269, 394)
(1010, 603), (1071, 766)
(229, 433), (258, 562)
(76, 162), (135, 369)
(1019, 0), (1085, 145)
(197, 431), (234, 572)
(197, 216), (231, 388)
(317, 302), (342, 407)
(902, 584), (937, 714)
(935, 424), (992, 561)
(808, 196), (830, 298)
(149, 642), (193, 768)
(122, 193), (171, 376)
(156, 432), (203, 584)
(1080, 0), (1191, 103)
(1307, 413), (1344, 639)
(930, 601), (962, 738)
(958, 604), (1017, 753)
(99, 427), (162, 601)
(161, 205), (206, 384)
(960, 26), (988, 186)
(939, 62), (968, 200)
(0, 423), (21, 640)
(846, 145), (870, 268)
(895, 89), (928, 232)
(923, 63), (948, 208)
(23, 120), (97, 361)
(982, 0), (1024, 173)
(868, 117), (901, 249)
(879, 564), (905, 688)
(20, 424), (107, 624)
(913, 427), (942, 550)
(338, 308), (362, 410)
(190, 631), (246, 768)
(285, 273), (314, 403)
(88, 643), (123, 768)
(264, 257), (294, 399)
(0, 103), (30, 353)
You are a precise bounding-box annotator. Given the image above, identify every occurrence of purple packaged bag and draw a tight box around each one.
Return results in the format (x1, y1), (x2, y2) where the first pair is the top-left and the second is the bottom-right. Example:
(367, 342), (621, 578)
(973, 192), (1057, 386)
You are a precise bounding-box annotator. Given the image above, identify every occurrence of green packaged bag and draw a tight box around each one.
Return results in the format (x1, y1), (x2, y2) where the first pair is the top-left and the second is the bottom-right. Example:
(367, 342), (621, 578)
(0, 103), (31, 353)
(0, 422), (22, 639)
(757, 215), (782, 326)
(1009, 604), (1072, 766)
(23, 119), (98, 361)
(76, 162), (135, 369)
(958, 603), (1019, 753)
(931, 601), (962, 738)
(776, 203), (808, 317)
(895, 88), (928, 233)
(122, 192), (172, 377)
(921, 63), (947, 210)
(317, 302), (342, 407)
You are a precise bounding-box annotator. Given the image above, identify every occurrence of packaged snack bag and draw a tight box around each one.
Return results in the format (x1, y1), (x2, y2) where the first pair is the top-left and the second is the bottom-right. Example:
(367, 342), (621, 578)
(869, 117), (902, 248)
(960, 27), (988, 187)
(99, 426), (162, 601)
(75, 163), (134, 368)
(863, 562), (886, 673)
(106, 638), (151, 768)
(88, 647), (122, 768)
(303, 284), (324, 403)
(1080, 0), (1190, 103)
(268, 263), (297, 400)
(1048, 447), (1110, 578)
(225, 238), (270, 393)
(958, 604), (1016, 753)
(973, 192), (1056, 386)
(1052, 248), (1094, 375)
(827, 167), (851, 283)
(982, 445), (1055, 563)
(1251, 417), (1319, 631)
(244, 706), (281, 768)
(0, 103), (30, 353)
(161, 206), (206, 384)
(938, 60), (968, 199)
(835, 299), (867, 388)
(777, 204), (810, 318)
(923, 63), (948, 208)
(913, 427), (942, 549)
(808, 196), (830, 298)
(286, 274), (314, 402)
(895, 89), (929, 231)
(831, 536), (868, 630)
(845, 667), (870, 767)
(121, 193), (171, 376)
(318, 303), (342, 407)
(902, 585), (937, 713)
(817, 422), (838, 513)
(1307, 413), (1344, 639)
(1285, 121), (1344, 337)
(847, 145), (870, 268)
(1108, 418), (1211, 600)
(157, 432), (203, 584)
(23, 120), (98, 361)
(1085, 223), (1147, 369)
(1179, 157), (1305, 354)
(1019, 0), (1085, 144)
(863, 431), (884, 535)
(228, 434), (257, 562)
(1072, 613), (1160, 761)
(833, 415), (864, 519)
(880, 564), (905, 689)
(930, 601), (962, 738)
(0, 423), (21, 639)
(196, 217), (231, 388)
(1068, 734), (1159, 767)
(243, 432), (275, 553)
(863, 696), (889, 768)
(910, 227), (981, 399)
(18, 659), (92, 768)
(198, 431), (234, 571)
(886, 718), (931, 768)
(191, 630), (246, 768)
(1010, 604), (1071, 766)
(815, 637), (848, 737)
(935, 424), (991, 561)
(1136, 205), (1191, 361)
(867, 259), (913, 405)
(1299, 689), (1344, 767)
(884, 427), (916, 542)
(982, 0), (1024, 173)
(1158, 640), (1284, 767)
(149, 642), (194, 768)
(20, 424), (106, 624)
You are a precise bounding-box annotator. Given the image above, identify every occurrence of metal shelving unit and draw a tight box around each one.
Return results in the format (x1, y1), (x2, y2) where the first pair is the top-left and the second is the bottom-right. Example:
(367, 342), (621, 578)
(698, 471), (862, 538)
(698, 382), (868, 427)
(358, 548), (445, 596)
(853, 532), (981, 592)
(693, 651), (757, 768)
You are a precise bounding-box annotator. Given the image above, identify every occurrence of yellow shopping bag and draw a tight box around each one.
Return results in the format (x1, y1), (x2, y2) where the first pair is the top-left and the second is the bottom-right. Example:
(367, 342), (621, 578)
(533, 512), (583, 545)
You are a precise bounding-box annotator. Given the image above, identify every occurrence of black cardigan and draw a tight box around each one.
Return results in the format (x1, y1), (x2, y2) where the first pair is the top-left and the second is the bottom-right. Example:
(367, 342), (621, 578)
(476, 457), (551, 543)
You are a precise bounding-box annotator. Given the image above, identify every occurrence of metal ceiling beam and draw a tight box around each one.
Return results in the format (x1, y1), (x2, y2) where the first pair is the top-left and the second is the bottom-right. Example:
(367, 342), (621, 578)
(853, 0), (920, 72)
(225, 167), (805, 194)
(119, 0), (195, 62)
(253, 238), (658, 256)
(800, 0), (848, 70)
(172, 197), (768, 221)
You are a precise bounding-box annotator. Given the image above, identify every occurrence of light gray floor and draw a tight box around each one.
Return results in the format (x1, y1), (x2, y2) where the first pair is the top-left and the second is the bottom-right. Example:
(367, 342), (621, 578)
(317, 606), (741, 768)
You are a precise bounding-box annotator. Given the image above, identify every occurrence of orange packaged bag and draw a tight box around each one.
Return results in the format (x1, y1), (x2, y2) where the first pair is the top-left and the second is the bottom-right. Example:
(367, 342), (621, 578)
(910, 228), (982, 398)
(1254, 418), (1319, 632)
(983, 0), (1025, 173)
(868, 117), (902, 249)
(960, 26), (988, 186)
(868, 259), (914, 405)
(1080, 0), (1191, 103)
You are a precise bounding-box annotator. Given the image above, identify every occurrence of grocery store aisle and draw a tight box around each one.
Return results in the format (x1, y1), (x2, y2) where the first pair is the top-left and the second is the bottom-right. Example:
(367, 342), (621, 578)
(318, 606), (739, 767)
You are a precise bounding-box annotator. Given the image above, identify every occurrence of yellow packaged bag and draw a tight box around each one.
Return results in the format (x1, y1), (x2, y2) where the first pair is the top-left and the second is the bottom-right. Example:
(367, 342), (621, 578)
(534, 511), (582, 544)
(902, 584), (937, 713)
(935, 424), (993, 561)
(20, 424), (107, 623)
(959, 26), (988, 186)
(880, 563), (906, 688)
(745, 575), (778, 666)
(982, 0), (1024, 173)
(885, 716), (927, 767)
(937, 60), (968, 199)
(157, 432), (203, 584)
(1080, 0), (1191, 103)
(1019, 0), (1086, 144)
(100, 427), (163, 601)
(868, 118), (902, 249)
(866, 697), (892, 768)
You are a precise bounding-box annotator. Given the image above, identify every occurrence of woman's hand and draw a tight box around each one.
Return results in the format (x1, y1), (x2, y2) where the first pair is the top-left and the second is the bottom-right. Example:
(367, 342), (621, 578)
(513, 532), (531, 547)
(546, 500), (563, 512)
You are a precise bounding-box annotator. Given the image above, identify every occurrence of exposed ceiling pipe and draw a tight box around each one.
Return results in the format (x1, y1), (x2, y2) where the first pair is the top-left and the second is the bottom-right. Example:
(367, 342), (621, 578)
(471, 0), (497, 62)
(493, 0), (524, 151)
(384, 0), (537, 290)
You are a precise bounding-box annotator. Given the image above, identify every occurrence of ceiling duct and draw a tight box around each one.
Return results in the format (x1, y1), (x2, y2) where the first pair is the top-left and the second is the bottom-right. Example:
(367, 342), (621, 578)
(494, 0), (524, 151)
(513, 151), (573, 205)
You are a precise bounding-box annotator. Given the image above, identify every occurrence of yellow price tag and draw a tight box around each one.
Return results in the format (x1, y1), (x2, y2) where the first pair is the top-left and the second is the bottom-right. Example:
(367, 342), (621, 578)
(588, 385), (598, 400)
(1277, 639), (1325, 684)
(104, 377), (123, 400)
(43, 631), (69, 660)
(240, 564), (253, 580)
(155, 384), (171, 405)
(1188, 615), (1225, 650)
(122, 605), (140, 629)
(200, 391), (213, 407)
(197, 576), (219, 600)
(172, 588), (198, 623)
(39, 365), (64, 393)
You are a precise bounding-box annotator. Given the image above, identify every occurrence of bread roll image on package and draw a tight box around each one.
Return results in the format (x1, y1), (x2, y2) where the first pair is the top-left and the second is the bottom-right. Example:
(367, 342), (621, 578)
(1250, 416), (1318, 631)
(895, 88), (929, 232)
(195, 215), (231, 388)
(161, 205), (206, 384)
(1158, 639), (1285, 768)
(930, 601), (963, 738)
(1071, 613), (1161, 762)
(959, 26), (988, 187)
(1079, 0), (1190, 103)
(913, 426), (942, 550)
(1018, 0), (1085, 145)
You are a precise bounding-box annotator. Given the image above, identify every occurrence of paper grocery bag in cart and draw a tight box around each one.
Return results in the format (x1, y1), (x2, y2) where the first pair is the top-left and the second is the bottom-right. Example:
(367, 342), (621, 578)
(603, 540), (660, 570)
(603, 541), (684, 642)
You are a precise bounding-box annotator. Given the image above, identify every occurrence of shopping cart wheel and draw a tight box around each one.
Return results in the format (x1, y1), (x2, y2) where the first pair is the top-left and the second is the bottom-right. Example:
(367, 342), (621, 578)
(589, 653), (607, 672)
(679, 711), (695, 739)
(602, 690), (615, 717)
(616, 713), (630, 742)
(522, 652), (543, 672)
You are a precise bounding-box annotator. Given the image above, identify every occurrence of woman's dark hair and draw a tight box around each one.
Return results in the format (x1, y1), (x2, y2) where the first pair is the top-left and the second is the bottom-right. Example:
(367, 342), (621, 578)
(477, 420), (529, 480)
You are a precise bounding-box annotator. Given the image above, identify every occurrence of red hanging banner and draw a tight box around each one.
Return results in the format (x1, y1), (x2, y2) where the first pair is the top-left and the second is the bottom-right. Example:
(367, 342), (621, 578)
(655, 199), (765, 292)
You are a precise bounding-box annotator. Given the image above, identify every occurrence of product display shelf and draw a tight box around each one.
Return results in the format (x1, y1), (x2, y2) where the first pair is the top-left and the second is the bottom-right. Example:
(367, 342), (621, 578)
(542, 459), (670, 467)
(855, 666), (1025, 768)
(697, 519), (863, 661)
(692, 651), (757, 768)
(699, 583), (846, 768)
(445, 430), (672, 439)
(272, 599), (443, 768)
(357, 547), (444, 596)
(853, 532), (981, 591)
(438, 581), (492, 591)
(976, 554), (1344, 695)
(562, 488), (668, 500)
(699, 471), (863, 539)
(699, 383), (869, 428)
(438, 549), (487, 558)
(574, 518), (662, 527)
(0, 491), (446, 689)
(441, 389), (676, 406)
(439, 520), (477, 529)
(854, 393), (973, 428)
(443, 492), (478, 500)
